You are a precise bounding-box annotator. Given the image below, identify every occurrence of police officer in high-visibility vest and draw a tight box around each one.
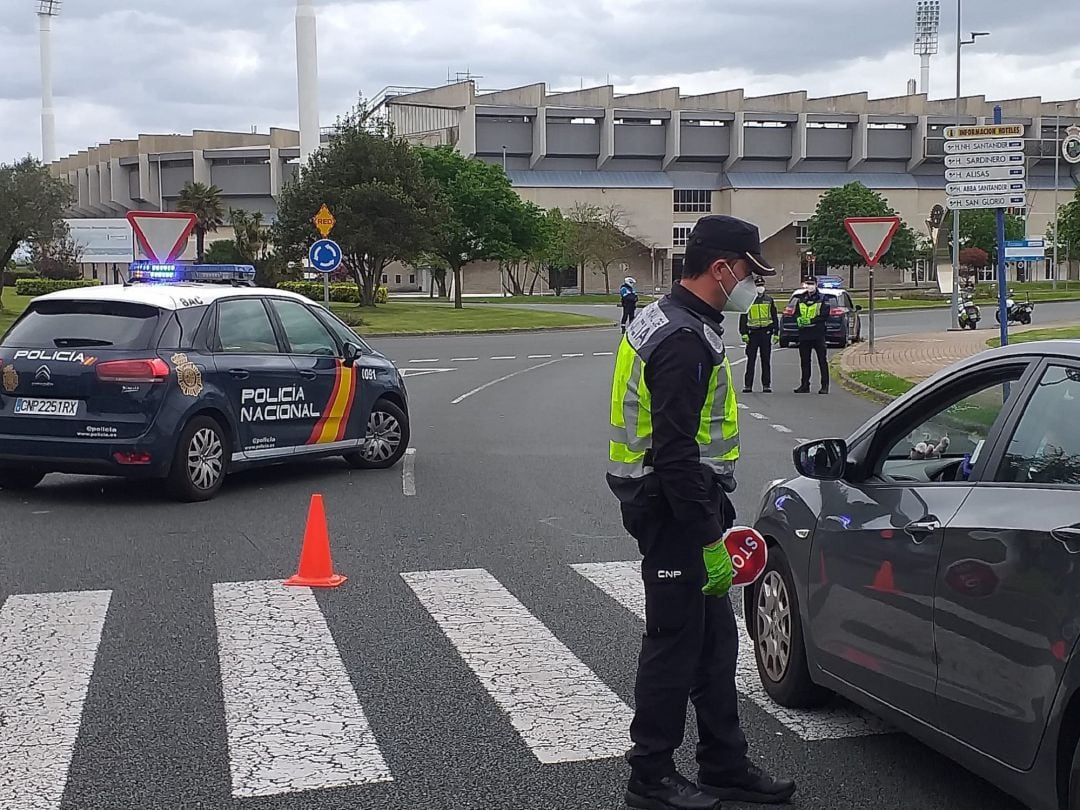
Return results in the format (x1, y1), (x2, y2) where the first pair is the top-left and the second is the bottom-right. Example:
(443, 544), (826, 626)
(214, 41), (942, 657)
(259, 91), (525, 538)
(793, 275), (830, 394)
(607, 215), (796, 810)
(737, 277), (778, 394)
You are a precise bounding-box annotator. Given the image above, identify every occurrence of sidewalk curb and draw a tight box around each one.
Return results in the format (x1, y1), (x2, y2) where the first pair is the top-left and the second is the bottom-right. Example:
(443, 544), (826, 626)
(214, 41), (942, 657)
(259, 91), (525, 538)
(357, 323), (615, 339)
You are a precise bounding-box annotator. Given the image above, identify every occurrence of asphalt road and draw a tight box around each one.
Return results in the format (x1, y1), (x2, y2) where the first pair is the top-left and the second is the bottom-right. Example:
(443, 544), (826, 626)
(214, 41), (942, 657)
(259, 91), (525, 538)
(496, 298), (1080, 339)
(0, 323), (1034, 810)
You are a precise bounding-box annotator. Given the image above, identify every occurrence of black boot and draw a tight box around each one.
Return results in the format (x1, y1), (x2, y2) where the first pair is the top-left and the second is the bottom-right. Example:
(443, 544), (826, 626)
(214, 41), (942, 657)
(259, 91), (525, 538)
(793, 386), (810, 394)
(626, 772), (720, 810)
(698, 763), (795, 805)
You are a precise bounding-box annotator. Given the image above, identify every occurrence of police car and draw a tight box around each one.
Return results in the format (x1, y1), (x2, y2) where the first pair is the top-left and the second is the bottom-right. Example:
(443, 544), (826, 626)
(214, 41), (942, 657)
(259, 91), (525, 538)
(777, 276), (863, 349)
(0, 265), (410, 501)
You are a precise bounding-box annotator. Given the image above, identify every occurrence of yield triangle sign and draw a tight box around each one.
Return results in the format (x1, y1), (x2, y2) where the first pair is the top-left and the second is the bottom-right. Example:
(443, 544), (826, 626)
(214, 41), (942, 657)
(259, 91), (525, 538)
(843, 217), (901, 269)
(126, 211), (197, 262)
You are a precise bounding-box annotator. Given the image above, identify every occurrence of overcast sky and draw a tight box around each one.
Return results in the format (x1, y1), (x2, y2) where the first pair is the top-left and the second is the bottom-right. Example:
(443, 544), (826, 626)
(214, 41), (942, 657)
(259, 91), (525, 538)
(2, 0), (1077, 162)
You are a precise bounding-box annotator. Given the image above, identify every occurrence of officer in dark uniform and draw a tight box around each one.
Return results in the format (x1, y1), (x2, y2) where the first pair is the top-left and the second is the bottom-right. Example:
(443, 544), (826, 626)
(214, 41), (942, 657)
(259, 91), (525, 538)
(793, 275), (830, 395)
(607, 215), (796, 810)
(738, 277), (779, 393)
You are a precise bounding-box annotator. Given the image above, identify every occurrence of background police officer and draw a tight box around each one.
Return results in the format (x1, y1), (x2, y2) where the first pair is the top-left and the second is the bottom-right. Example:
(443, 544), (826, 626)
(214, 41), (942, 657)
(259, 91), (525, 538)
(620, 276), (639, 332)
(607, 215), (796, 810)
(793, 275), (830, 395)
(738, 277), (778, 394)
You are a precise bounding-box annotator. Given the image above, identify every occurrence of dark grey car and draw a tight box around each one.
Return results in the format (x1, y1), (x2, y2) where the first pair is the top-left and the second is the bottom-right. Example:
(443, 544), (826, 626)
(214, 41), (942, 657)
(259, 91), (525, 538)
(748, 341), (1080, 810)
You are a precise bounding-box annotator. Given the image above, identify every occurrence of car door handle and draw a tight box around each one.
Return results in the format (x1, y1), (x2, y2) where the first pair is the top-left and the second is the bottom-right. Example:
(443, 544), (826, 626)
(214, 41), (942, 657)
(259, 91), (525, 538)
(228, 369), (250, 380)
(1051, 527), (1080, 554)
(904, 519), (941, 539)
(298, 370), (317, 380)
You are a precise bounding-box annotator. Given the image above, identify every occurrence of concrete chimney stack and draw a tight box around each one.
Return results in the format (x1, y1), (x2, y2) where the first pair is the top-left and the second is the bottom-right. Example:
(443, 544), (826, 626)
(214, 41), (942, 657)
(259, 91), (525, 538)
(295, 0), (320, 169)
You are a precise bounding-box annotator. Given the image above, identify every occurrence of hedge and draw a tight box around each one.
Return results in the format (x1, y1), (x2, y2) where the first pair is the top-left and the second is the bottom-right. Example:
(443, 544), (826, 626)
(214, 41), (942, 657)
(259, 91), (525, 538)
(277, 282), (389, 304)
(2, 269), (39, 286)
(15, 279), (101, 296)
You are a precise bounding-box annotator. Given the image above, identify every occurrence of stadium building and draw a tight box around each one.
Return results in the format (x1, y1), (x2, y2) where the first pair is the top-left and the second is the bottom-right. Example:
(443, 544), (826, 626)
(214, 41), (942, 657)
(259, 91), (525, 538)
(52, 82), (1080, 292)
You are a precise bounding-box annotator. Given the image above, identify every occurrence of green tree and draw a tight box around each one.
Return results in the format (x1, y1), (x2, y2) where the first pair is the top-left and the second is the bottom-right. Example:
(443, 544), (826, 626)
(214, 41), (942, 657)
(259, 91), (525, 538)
(501, 201), (549, 296)
(943, 208), (1025, 262)
(806, 182), (918, 287)
(204, 239), (244, 264)
(1049, 188), (1080, 276)
(416, 145), (523, 308)
(176, 181), (226, 262)
(31, 232), (83, 280)
(0, 157), (73, 304)
(274, 99), (443, 306)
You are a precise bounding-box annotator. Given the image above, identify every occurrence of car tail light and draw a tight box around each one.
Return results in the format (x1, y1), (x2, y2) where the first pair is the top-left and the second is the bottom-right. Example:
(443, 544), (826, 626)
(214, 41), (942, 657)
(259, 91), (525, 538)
(113, 451), (153, 465)
(782, 307), (795, 316)
(96, 358), (171, 384)
(830, 307), (846, 316)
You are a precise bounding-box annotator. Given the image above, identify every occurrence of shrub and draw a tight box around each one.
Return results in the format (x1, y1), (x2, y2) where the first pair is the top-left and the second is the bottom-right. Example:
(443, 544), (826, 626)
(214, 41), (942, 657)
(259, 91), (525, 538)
(336, 309), (365, 328)
(15, 278), (101, 296)
(277, 281), (364, 303)
(374, 285), (389, 304)
(2, 268), (40, 286)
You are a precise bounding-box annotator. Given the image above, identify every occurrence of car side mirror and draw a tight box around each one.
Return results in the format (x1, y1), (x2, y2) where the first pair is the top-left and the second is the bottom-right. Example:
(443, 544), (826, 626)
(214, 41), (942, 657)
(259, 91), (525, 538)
(342, 342), (360, 366)
(855, 304), (863, 311)
(793, 438), (848, 481)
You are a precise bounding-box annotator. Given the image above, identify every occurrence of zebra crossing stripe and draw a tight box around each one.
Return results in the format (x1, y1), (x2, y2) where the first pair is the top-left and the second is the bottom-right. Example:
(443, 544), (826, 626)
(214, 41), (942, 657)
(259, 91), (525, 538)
(402, 568), (633, 764)
(212, 581), (392, 798)
(571, 561), (890, 741)
(0, 590), (112, 810)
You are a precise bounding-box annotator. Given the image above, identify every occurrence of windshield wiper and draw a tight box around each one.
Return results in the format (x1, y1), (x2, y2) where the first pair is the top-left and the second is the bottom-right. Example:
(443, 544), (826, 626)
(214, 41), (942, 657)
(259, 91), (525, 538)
(53, 337), (114, 347)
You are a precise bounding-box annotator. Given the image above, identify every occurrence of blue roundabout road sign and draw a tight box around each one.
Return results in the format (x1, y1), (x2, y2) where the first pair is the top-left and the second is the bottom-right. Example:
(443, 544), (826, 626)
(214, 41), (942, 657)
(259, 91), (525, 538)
(309, 239), (343, 273)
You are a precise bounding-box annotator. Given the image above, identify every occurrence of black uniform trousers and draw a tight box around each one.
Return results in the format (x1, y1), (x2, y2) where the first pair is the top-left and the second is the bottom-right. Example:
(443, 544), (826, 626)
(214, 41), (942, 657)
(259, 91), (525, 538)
(622, 299), (637, 327)
(798, 335), (829, 390)
(619, 488), (750, 782)
(743, 330), (772, 389)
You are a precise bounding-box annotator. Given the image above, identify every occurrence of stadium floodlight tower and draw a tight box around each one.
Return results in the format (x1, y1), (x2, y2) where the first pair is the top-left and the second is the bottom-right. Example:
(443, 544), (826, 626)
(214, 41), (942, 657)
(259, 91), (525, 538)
(914, 0), (940, 96)
(295, 0), (320, 171)
(37, 0), (61, 165)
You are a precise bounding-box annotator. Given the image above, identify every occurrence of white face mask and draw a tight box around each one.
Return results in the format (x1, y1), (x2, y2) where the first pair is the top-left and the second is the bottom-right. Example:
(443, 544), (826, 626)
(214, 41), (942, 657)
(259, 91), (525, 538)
(804, 284), (817, 294)
(755, 286), (766, 296)
(721, 269), (759, 313)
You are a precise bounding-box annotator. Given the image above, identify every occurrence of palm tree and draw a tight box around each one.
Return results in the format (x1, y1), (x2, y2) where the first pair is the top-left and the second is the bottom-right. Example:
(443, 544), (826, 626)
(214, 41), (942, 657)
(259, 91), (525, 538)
(176, 181), (225, 262)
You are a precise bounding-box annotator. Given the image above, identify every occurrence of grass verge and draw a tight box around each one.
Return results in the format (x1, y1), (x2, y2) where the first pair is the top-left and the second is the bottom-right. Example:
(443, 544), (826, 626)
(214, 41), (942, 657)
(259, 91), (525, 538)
(0, 293), (33, 335)
(986, 325), (1080, 348)
(330, 301), (608, 334)
(461, 294), (655, 305)
(846, 369), (917, 398)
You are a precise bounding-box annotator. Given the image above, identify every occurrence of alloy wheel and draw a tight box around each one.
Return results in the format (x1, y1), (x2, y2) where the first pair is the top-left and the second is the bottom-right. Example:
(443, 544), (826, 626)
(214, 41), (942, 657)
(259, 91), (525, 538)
(360, 410), (402, 462)
(756, 570), (792, 683)
(187, 427), (224, 491)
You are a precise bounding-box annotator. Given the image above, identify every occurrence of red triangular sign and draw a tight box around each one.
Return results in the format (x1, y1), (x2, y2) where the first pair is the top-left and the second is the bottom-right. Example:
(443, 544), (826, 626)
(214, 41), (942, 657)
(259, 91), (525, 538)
(126, 212), (197, 262)
(843, 217), (901, 269)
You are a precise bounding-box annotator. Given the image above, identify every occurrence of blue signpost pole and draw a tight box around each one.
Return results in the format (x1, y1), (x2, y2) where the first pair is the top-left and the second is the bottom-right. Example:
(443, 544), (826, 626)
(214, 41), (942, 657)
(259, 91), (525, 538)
(994, 105), (1009, 348)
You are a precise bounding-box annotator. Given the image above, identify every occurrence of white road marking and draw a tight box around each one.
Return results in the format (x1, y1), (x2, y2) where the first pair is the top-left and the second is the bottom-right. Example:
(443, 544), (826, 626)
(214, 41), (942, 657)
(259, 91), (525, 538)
(737, 403), (749, 410)
(571, 561), (891, 741)
(0, 590), (112, 810)
(408, 358), (440, 363)
(750, 412), (768, 420)
(562, 353), (584, 357)
(527, 354), (553, 359)
(795, 438), (810, 444)
(730, 357), (747, 367)
(402, 569), (632, 763)
(450, 357), (479, 362)
(400, 368), (455, 378)
(772, 425), (793, 434)
(212, 581), (392, 798)
(593, 351), (614, 356)
(490, 355), (517, 360)
(451, 357), (564, 405)
(402, 448), (417, 496)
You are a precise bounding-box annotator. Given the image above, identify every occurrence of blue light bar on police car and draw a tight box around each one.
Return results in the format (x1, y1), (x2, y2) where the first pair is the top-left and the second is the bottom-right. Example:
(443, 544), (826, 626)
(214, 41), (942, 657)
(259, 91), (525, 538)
(817, 276), (844, 289)
(128, 262), (256, 284)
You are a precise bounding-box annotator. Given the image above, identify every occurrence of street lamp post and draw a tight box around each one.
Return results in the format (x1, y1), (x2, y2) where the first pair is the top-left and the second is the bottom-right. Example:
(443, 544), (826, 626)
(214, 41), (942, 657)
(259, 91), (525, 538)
(914, 1), (940, 96)
(949, 0), (989, 328)
(501, 145), (508, 172)
(36, 0), (61, 166)
(1053, 103), (1062, 290)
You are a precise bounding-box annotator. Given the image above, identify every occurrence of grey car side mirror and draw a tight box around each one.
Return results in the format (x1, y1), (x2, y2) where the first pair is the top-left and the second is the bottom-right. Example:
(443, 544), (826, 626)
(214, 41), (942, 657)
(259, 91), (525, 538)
(342, 342), (360, 366)
(793, 438), (848, 480)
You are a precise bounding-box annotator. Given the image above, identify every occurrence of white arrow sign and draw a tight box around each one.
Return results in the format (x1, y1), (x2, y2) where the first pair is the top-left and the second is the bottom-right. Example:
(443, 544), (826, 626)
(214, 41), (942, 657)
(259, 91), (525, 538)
(945, 152), (1026, 169)
(945, 166), (1027, 182)
(946, 194), (1027, 211)
(945, 180), (1027, 196)
(943, 138), (1025, 155)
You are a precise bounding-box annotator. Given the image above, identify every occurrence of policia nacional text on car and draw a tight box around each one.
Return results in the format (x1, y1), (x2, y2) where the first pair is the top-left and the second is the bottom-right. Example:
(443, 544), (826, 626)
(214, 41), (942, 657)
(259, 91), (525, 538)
(607, 215), (795, 810)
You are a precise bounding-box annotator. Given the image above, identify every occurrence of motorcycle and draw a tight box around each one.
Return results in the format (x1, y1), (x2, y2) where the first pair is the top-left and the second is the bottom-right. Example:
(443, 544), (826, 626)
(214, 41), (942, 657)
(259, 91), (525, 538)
(958, 297), (980, 330)
(994, 290), (1034, 325)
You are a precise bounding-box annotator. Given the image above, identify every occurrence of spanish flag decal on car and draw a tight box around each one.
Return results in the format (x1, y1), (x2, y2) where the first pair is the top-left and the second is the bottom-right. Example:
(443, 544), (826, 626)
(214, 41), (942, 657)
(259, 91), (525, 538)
(308, 361), (357, 444)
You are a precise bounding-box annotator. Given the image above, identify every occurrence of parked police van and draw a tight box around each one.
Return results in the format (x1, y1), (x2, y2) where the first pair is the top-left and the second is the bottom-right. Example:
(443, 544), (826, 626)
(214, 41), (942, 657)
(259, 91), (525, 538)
(0, 265), (409, 501)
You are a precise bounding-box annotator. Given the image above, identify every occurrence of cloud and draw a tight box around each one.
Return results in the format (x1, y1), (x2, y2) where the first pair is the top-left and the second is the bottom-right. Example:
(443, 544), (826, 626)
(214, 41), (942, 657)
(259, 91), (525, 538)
(1, 0), (1077, 161)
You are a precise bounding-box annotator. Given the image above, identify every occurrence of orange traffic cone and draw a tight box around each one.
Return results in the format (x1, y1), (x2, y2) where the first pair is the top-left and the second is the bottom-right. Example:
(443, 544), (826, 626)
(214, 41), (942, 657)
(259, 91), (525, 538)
(284, 494), (347, 588)
(869, 560), (898, 594)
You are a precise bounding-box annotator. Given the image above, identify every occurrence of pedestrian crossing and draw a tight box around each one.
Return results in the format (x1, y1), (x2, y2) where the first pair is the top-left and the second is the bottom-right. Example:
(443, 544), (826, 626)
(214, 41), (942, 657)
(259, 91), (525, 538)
(0, 562), (889, 808)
